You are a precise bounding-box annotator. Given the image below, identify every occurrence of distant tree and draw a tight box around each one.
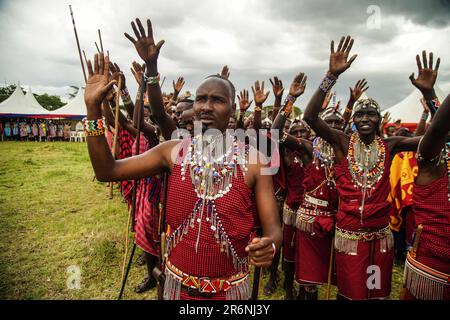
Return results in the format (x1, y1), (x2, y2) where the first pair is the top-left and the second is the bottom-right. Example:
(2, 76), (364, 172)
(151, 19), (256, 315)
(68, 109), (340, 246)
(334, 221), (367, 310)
(35, 93), (66, 111)
(0, 85), (25, 103)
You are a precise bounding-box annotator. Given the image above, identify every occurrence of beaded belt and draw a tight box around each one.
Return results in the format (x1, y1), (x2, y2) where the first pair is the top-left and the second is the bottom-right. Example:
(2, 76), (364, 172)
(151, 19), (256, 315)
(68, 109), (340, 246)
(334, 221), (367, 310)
(165, 259), (249, 294)
(297, 206), (334, 217)
(283, 203), (297, 226)
(404, 251), (449, 300)
(335, 225), (391, 242)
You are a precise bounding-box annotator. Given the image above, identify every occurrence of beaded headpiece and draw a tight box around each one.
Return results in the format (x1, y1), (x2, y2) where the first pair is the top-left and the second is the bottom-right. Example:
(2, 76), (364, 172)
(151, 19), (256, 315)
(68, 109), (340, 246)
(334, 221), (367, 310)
(353, 98), (381, 114)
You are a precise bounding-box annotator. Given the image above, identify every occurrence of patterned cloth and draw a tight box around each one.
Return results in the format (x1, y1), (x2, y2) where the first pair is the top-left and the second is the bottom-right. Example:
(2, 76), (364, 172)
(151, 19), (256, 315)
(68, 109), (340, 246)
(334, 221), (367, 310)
(388, 152), (417, 232)
(412, 174), (450, 280)
(131, 135), (161, 256)
(119, 128), (135, 206)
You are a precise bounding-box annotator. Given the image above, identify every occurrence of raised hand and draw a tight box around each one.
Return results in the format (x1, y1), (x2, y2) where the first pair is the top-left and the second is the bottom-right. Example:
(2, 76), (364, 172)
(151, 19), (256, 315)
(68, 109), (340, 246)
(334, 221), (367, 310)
(381, 111), (391, 126)
(109, 62), (126, 88)
(173, 77), (185, 95)
(289, 72), (307, 98)
(220, 65), (230, 79)
(329, 35), (358, 77)
(252, 80), (270, 107)
(409, 51), (440, 96)
(349, 78), (369, 101)
(269, 76), (284, 98)
(130, 61), (146, 87)
(237, 90), (253, 112)
(124, 18), (165, 65)
(85, 53), (116, 108)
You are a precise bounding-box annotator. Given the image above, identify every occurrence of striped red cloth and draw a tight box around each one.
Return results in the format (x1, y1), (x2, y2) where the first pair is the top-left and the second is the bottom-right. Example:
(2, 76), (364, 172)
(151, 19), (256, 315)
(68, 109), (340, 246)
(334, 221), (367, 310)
(118, 128), (135, 206)
(131, 135), (161, 256)
(412, 174), (450, 276)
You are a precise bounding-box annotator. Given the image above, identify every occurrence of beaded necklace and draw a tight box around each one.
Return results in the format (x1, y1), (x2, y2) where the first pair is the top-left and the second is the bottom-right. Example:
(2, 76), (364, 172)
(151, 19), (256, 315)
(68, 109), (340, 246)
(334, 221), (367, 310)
(443, 144), (450, 201)
(311, 137), (336, 192)
(168, 133), (249, 271)
(347, 132), (386, 223)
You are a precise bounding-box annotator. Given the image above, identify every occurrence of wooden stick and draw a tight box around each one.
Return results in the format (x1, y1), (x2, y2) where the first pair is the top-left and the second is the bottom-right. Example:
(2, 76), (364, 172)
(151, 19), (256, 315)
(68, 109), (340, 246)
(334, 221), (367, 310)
(121, 206), (133, 281)
(69, 5), (87, 83)
(98, 29), (104, 52)
(95, 42), (101, 54)
(326, 236), (335, 300)
(109, 76), (122, 199)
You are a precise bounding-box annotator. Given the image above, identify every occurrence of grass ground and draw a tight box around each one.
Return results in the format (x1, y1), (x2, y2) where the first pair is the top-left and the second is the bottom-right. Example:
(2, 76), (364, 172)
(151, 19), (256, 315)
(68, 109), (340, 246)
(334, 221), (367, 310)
(0, 141), (403, 300)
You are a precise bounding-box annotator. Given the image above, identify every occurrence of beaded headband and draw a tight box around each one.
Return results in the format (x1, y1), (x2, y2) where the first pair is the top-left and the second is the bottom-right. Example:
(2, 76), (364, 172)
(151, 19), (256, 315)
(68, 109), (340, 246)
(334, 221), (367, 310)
(353, 98), (381, 114)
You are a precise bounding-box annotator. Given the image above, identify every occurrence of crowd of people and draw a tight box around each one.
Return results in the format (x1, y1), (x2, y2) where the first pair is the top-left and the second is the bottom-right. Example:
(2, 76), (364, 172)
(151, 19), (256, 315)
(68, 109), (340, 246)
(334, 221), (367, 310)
(0, 119), (83, 142)
(80, 17), (448, 300)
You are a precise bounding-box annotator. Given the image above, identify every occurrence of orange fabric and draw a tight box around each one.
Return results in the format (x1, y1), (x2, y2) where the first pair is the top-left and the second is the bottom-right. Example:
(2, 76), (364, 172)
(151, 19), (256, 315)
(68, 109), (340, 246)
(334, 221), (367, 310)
(388, 152), (418, 232)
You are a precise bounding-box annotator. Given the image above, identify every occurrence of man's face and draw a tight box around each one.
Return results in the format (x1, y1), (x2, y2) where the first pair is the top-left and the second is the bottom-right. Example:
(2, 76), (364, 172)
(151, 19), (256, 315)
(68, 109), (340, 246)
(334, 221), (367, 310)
(143, 107), (150, 123)
(353, 106), (380, 136)
(194, 78), (234, 132)
(228, 116), (236, 129)
(386, 126), (396, 137)
(324, 114), (344, 131)
(290, 123), (309, 140)
(179, 108), (195, 131)
(175, 102), (192, 125)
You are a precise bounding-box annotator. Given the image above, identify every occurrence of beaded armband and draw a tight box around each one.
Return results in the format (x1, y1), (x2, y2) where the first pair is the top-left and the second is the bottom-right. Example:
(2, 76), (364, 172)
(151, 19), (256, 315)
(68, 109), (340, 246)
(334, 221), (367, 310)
(82, 117), (106, 137)
(319, 73), (337, 94)
(425, 97), (440, 114)
(144, 73), (160, 85)
(121, 88), (132, 104)
(421, 111), (429, 122)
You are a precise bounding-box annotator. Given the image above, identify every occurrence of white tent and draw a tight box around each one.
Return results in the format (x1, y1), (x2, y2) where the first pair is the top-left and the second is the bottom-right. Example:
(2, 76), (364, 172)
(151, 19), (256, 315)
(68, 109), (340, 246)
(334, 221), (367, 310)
(25, 87), (50, 114)
(382, 86), (447, 123)
(0, 84), (49, 117)
(50, 87), (86, 118)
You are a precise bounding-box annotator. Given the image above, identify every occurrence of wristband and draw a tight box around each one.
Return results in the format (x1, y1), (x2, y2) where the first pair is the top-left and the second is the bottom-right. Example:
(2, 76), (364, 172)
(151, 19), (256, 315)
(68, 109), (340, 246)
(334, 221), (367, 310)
(284, 94), (296, 104)
(144, 73), (160, 85)
(82, 117), (106, 136)
(121, 87), (129, 96)
(425, 98), (440, 114)
(271, 242), (276, 257)
(319, 73), (337, 94)
(421, 111), (429, 122)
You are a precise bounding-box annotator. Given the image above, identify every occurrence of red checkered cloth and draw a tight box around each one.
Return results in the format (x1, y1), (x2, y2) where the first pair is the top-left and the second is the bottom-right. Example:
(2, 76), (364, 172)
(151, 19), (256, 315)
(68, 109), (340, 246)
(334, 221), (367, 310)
(165, 140), (256, 280)
(334, 141), (392, 231)
(132, 135), (161, 256)
(119, 128), (135, 206)
(412, 174), (450, 275)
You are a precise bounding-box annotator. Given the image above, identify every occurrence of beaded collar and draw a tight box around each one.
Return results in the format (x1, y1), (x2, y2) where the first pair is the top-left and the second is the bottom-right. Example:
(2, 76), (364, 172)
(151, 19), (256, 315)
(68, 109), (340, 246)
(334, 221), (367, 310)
(347, 132), (386, 223)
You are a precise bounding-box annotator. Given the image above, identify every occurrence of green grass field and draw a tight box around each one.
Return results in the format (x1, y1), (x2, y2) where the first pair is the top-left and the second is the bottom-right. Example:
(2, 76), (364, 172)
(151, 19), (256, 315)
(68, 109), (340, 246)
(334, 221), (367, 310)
(0, 141), (403, 300)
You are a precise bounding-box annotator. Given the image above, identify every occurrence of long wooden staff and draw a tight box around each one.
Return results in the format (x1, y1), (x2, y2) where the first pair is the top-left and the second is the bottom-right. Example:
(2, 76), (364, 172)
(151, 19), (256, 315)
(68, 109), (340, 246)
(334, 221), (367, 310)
(326, 235), (335, 300)
(109, 76), (122, 199)
(98, 29), (104, 53)
(251, 227), (263, 300)
(118, 79), (147, 299)
(69, 5), (87, 83)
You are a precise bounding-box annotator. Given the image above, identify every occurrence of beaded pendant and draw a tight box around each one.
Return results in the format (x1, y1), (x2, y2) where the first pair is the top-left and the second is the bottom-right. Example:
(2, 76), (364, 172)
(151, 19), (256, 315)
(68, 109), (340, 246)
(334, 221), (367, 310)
(347, 132), (386, 223)
(167, 134), (250, 272)
(312, 137), (336, 188)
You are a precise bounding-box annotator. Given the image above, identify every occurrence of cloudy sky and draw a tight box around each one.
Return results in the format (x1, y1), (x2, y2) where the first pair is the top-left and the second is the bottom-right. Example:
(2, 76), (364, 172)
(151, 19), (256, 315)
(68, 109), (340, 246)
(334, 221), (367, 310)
(1, 0), (449, 110)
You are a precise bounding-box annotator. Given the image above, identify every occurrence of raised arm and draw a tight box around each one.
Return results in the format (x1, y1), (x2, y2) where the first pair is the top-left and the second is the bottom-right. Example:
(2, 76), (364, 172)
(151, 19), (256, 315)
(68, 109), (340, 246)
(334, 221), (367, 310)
(251, 80), (270, 131)
(84, 52), (174, 182)
(171, 76), (185, 103)
(236, 89), (252, 129)
(269, 77), (284, 121)
(303, 36), (357, 153)
(109, 62), (134, 117)
(343, 79), (368, 125)
(125, 17), (177, 141)
(415, 98), (430, 136)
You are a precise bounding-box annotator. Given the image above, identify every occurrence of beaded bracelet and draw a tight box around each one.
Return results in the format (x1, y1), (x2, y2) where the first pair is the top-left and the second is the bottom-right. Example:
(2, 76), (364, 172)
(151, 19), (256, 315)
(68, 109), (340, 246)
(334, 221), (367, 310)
(144, 73), (160, 85)
(284, 95), (296, 104)
(421, 111), (429, 122)
(85, 128), (105, 137)
(425, 97), (440, 114)
(121, 87), (129, 96)
(82, 117), (106, 132)
(319, 73), (337, 94)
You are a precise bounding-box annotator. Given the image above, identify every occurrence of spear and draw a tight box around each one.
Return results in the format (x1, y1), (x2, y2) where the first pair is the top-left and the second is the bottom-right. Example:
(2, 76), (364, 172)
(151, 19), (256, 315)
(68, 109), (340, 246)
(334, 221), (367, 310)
(98, 29), (104, 52)
(68, 5), (87, 83)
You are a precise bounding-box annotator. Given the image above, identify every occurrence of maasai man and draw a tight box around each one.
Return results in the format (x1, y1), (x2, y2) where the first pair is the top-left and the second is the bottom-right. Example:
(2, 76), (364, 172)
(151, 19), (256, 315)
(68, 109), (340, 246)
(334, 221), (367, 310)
(31, 120), (39, 142)
(401, 50), (449, 300)
(303, 36), (422, 300)
(84, 17), (281, 300)
(3, 120), (11, 141)
(38, 120), (47, 142)
(270, 74), (309, 300)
